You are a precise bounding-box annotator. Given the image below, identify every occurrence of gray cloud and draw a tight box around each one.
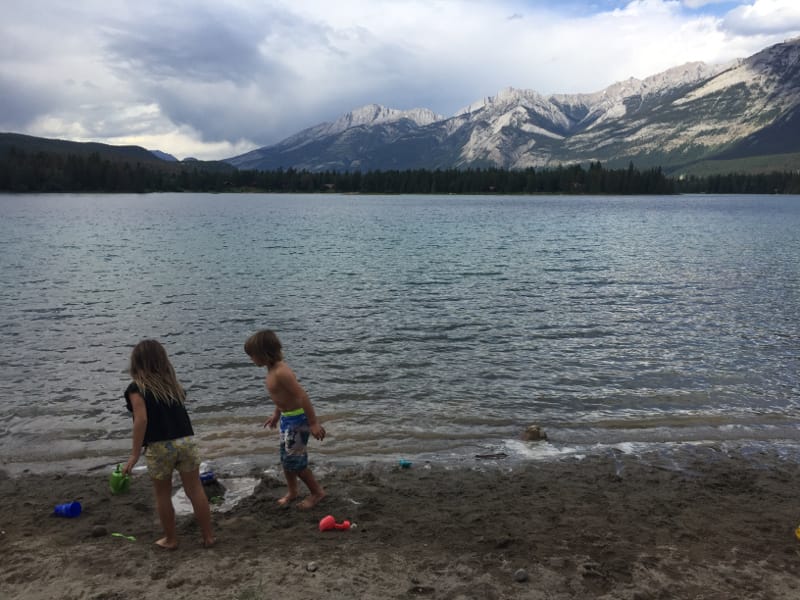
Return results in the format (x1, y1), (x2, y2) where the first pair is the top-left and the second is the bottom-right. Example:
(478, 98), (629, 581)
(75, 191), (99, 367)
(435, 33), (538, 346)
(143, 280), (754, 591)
(0, 76), (58, 131)
(103, 7), (275, 85)
(96, 5), (351, 145)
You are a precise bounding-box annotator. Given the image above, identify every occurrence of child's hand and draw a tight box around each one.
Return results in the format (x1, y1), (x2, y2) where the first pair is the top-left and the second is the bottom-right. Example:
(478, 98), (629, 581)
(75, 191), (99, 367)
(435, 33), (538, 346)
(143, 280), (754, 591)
(123, 455), (138, 476)
(263, 414), (279, 429)
(311, 423), (326, 441)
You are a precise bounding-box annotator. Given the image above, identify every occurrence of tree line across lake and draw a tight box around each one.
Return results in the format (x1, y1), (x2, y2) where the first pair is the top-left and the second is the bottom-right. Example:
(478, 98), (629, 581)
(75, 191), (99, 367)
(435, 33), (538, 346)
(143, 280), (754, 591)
(2, 146), (800, 195)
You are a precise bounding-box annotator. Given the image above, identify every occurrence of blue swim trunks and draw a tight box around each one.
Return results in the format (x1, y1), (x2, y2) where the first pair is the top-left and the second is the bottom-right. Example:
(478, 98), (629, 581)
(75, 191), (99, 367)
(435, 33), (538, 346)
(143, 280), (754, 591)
(279, 409), (310, 472)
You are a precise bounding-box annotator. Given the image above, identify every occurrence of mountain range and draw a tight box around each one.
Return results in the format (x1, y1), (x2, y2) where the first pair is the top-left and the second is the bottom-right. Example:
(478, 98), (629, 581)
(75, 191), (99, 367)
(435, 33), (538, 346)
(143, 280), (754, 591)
(226, 37), (800, 176)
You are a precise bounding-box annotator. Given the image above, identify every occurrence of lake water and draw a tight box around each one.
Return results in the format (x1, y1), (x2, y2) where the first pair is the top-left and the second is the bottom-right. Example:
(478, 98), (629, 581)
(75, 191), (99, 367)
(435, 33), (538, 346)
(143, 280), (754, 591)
(1, 193), (799, 475)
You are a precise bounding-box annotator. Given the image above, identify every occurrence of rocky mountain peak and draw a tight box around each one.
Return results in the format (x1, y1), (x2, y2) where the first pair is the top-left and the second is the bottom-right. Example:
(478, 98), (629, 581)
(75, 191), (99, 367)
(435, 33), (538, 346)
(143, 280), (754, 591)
(325, 104), (442, 135)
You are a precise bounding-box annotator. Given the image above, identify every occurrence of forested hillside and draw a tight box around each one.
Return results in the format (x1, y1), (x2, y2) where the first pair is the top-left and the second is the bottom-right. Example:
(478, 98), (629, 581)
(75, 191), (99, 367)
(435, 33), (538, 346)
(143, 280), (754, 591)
(2, 136), (799, 194)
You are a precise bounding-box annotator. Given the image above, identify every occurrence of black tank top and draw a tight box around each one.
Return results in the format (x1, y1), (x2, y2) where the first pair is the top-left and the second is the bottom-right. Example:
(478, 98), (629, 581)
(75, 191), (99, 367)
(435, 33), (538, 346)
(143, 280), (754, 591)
(124, 382), (194, 446)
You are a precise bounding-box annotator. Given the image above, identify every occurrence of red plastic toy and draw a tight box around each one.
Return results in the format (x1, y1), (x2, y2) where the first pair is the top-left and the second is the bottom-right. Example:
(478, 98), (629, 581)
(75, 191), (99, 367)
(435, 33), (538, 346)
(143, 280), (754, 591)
(319, 514), (351, 531)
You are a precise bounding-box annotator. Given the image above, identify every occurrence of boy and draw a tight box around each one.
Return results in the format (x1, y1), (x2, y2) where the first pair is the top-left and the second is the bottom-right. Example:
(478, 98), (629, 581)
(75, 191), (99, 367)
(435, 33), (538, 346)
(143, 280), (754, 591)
(245, 329), (326, 509)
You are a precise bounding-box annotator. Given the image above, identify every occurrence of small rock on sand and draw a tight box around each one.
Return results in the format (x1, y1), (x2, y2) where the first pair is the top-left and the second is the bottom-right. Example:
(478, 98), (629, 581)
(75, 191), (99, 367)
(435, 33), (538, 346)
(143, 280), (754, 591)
(522, 425), (547, 441)
(91, 525), (108, 538)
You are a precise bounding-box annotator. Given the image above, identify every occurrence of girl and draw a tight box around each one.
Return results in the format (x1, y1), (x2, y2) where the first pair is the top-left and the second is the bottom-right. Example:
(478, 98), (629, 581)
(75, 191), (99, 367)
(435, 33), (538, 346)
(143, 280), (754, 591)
(123, 339), (215, 549)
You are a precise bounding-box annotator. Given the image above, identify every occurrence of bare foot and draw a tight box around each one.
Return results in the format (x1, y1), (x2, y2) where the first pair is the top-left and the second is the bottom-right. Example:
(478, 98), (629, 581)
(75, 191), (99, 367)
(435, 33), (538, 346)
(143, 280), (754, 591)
(202, 537), (216, 548)
(296, 491), (326, 510)
(277, 493), (298, 507)
(154, 537), (178, 550)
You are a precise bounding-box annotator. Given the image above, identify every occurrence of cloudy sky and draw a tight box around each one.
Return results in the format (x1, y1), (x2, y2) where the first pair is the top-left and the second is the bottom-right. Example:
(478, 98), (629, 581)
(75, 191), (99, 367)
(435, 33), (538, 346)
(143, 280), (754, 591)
(2, 0), (799, 160)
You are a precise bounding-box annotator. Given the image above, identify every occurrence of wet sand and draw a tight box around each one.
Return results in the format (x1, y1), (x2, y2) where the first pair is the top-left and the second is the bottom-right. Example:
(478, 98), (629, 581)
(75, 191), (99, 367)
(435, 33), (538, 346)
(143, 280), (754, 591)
(2, 448), (800, 599)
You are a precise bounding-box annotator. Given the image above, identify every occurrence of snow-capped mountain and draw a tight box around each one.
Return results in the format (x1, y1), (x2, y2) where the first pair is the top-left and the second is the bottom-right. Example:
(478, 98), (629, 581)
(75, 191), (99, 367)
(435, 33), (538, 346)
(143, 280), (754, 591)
(226, 37), (800, 174)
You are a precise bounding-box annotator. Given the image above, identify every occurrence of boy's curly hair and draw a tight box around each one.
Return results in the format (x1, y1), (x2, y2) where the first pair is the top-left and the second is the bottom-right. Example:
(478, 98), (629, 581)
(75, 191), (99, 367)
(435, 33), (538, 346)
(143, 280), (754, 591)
(244, 329), (284, 366)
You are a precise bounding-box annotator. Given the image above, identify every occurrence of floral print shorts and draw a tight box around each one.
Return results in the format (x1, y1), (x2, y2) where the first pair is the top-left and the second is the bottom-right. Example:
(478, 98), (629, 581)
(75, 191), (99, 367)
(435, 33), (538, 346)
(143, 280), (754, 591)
(145, 436), (200, 480)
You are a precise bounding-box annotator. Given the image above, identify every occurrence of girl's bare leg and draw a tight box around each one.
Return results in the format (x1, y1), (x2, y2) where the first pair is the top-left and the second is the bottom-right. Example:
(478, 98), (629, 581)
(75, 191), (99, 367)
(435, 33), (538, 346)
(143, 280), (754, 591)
(179, 468), (215, 547)
(151, 477), (178, 549)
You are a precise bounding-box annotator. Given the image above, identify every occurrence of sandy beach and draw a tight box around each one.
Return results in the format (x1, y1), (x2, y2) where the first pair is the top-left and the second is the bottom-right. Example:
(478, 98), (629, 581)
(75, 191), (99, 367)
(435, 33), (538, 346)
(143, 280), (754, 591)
(2, 448), (800, 599)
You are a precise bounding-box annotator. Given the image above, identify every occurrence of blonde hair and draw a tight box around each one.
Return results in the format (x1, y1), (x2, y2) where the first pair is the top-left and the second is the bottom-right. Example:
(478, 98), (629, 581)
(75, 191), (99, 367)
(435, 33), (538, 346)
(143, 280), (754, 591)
(244, 329), (283, 367)
(129, 339), (186, 404)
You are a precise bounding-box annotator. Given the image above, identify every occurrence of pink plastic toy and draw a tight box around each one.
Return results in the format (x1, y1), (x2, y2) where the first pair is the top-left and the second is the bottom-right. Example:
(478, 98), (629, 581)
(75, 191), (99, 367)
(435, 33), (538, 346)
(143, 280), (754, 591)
(319, 514), (351, 531)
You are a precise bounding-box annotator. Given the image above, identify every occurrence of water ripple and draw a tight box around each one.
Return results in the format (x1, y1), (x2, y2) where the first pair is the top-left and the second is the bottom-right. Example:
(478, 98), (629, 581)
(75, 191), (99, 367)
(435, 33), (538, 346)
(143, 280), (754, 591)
(1, 193), (799, 472)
